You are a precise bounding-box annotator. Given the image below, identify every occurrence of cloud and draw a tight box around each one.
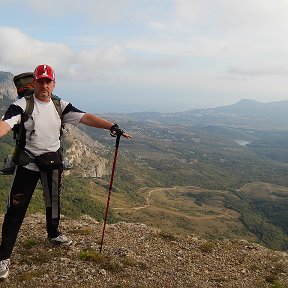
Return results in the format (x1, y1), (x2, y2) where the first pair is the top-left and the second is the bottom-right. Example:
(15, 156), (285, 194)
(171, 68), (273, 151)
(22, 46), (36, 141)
(172, 0), (288, 59)
(125, 37), (226, 57)
(2, 1), (288, 111)
(26, 0), (135, 23)
(175, 0), (211, 25)
(0, 27), (75, 76)
(228, 66), (288, 77)
(0, 27), (163, 82)
(174, 0), (288, 31)
(0, 26), (189, 83)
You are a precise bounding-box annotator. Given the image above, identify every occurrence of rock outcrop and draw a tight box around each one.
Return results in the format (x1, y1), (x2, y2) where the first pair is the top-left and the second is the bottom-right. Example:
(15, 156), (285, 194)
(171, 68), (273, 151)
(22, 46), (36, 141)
(62, 124), (109, 178)
(0, 72), (17, 101)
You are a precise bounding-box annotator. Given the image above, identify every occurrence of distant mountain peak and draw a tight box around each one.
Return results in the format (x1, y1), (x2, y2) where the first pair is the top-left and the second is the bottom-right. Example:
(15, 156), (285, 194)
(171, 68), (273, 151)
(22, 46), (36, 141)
(236, 99), (260, 105)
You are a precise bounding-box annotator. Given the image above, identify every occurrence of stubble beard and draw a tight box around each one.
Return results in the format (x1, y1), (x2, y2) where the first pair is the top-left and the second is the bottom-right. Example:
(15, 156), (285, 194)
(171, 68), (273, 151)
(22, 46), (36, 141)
(35, 90), (51, 102)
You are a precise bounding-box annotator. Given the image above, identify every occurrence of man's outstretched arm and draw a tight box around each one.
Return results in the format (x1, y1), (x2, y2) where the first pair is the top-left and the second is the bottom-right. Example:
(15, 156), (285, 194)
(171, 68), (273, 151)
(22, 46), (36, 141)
(79, 113), (132, 139)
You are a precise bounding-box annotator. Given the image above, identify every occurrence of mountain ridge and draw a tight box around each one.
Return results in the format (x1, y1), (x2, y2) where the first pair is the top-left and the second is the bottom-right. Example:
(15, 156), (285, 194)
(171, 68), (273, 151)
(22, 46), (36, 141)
(106, 98), (288, 130)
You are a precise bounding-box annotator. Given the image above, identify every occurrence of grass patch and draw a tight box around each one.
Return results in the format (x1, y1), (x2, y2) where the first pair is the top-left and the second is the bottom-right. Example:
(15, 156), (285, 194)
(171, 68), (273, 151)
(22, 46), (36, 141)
(79, 249), (123, 273)
(158, 231), (177, 241)
(21, 238), (40, 249)
(268, 281), (285, 288)
(25, 250), (54, 264)
(18, 270), (45, 282)
(264, 256), (287, 287)
(199, 241), (215, 253)
(18, 244), (68, 265)
(79, 249), (104, 262)
(79, 249), (147, 272)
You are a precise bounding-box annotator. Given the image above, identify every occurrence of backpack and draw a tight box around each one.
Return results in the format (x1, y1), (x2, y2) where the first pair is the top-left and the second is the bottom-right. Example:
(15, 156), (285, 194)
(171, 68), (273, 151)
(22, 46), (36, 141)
(1, 73), (65, 174)
(13, 72), (34, 98)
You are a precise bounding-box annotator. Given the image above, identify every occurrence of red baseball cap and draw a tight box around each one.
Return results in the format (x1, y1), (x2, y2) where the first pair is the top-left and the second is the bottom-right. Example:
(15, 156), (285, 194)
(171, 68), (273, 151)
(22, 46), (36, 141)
(34, 64), (55, 82)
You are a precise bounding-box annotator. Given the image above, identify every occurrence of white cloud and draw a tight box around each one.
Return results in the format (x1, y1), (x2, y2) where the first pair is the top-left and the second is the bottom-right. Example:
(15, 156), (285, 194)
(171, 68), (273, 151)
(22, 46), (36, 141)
(175, 0), (211, 24)
(148, 21), (184, 32)
(174, 0), (288, 31)
(148, 22), (167, 31)
(26, 0), (135, 22)
(228, 66), (288, 77)
(0, 27), (73, 73)
(0, 27), (142, 82)
(125, 37), (226, 57)
(173, 0), (288, 59)
(2, 1), (288, 112)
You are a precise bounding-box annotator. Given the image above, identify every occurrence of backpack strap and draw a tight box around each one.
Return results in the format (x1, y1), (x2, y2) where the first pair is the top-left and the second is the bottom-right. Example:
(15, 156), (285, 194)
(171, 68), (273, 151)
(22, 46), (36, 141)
(51, 95), (64, 138)
(24, 94), (34, 117)
(24, 94), (62, 118)
(13, 95), (34, 145)
(51, 95), (63, 120)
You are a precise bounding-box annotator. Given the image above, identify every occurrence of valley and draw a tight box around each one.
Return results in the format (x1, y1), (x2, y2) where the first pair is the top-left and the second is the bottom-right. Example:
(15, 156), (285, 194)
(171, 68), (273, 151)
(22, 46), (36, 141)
(79, 104), (288, 250)
(1, 93), (288, 251)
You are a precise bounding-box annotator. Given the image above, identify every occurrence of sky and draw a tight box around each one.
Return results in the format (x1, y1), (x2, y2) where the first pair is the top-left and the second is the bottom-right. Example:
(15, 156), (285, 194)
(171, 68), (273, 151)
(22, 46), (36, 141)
(1, 0), (288, 113)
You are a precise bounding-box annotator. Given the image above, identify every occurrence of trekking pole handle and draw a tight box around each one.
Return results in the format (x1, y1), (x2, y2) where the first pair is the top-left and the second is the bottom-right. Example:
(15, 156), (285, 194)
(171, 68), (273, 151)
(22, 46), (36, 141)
(110, 124), (124, 138)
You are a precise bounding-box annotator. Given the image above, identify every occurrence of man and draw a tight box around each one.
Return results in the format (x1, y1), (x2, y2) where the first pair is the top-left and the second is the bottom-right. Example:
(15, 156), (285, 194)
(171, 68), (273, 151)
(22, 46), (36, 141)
(0, 64), (131, 279)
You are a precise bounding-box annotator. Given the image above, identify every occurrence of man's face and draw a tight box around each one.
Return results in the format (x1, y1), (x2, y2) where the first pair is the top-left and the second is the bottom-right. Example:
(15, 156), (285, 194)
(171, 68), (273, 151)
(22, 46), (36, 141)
(34, 78), (55, 102)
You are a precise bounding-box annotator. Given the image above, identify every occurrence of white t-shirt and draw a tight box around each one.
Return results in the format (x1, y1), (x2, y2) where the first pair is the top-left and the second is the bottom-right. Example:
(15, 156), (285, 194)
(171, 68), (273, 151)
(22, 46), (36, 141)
(2, 94), (85, 170)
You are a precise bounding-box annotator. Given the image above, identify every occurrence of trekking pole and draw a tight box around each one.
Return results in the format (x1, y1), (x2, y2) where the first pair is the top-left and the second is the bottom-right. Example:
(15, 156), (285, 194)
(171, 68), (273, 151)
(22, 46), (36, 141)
(99, 133), (121, 253)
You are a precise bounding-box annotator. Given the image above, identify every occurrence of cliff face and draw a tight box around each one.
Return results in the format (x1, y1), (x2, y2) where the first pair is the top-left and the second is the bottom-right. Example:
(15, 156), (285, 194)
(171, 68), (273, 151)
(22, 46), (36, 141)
(62, 124), (109, 178)
(0, 72), (17, 100)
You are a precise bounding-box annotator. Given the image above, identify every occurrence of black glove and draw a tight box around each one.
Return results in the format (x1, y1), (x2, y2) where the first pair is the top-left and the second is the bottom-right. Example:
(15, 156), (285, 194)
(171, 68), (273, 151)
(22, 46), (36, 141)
(109, 124), (124, 137)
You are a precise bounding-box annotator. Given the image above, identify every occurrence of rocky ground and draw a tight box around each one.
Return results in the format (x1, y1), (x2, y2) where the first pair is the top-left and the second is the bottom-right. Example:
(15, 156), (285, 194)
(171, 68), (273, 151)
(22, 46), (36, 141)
(0, 213), (287, 288)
